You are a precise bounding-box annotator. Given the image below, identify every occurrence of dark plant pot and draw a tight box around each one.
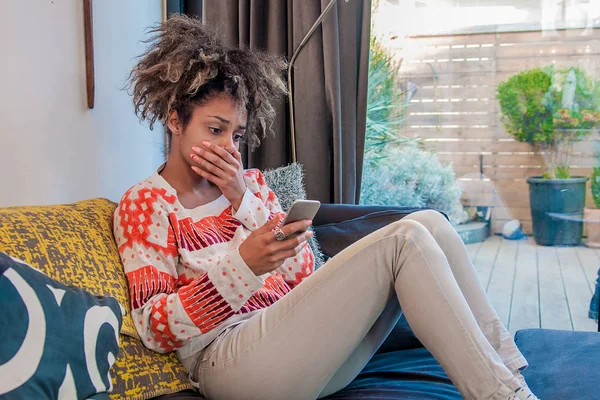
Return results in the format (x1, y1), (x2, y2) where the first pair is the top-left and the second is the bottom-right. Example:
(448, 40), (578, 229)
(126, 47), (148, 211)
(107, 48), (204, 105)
(527, 176), (588, 246)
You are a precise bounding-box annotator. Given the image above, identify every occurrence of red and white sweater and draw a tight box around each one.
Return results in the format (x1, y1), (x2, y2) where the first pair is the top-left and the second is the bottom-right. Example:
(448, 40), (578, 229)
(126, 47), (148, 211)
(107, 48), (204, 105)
(113, 167), (315, 360)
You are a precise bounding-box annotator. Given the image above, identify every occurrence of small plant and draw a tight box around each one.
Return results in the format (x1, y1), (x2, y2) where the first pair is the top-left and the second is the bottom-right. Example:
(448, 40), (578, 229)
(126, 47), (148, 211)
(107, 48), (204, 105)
(361, 145), (465, 223)
(497, 66), (600, 179)
(592, 167), (600, 208)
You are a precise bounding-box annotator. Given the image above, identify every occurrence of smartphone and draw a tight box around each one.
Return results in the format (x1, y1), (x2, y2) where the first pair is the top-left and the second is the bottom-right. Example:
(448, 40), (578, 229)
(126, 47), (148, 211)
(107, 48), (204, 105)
(281, 199), (321, 227)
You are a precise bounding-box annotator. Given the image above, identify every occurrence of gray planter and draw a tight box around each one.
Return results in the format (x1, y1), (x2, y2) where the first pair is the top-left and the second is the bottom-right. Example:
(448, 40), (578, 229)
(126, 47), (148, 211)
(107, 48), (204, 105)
(527, 176), (588, 246)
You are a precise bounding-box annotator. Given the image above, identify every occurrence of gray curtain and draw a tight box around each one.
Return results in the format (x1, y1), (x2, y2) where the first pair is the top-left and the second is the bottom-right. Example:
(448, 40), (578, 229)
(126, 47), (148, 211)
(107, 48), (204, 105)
(167, 0), (371, 204)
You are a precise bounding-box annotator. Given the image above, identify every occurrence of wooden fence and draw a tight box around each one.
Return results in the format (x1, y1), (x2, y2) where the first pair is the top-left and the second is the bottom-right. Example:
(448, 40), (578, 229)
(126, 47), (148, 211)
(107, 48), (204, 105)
(394, 28), (600, 234)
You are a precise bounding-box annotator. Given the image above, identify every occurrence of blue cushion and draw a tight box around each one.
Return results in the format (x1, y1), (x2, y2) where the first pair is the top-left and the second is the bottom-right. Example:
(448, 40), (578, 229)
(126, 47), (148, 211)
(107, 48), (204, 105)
(0, 252), (123, 399)
(376, 315), (423, 354)
(324, 347), (461, 399)
(321, 314), (461, 399)
(326, 326), (600, 399)
(515, 328), (600, 400)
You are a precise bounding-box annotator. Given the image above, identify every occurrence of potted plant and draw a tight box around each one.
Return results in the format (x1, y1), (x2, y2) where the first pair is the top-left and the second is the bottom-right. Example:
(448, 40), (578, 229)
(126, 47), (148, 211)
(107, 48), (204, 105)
(497, 66), (600, 246)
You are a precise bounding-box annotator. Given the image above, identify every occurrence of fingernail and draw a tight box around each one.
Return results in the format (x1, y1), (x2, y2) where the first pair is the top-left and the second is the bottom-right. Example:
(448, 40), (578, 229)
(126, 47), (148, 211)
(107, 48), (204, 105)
(190, 154), (196, 159)
(202, 141), (211, 147)
(192, 147), (200, 152)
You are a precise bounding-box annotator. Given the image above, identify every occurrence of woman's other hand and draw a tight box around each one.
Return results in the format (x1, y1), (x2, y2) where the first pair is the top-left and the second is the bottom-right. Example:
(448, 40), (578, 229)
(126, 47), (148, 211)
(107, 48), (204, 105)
(239, 213), (313, 276)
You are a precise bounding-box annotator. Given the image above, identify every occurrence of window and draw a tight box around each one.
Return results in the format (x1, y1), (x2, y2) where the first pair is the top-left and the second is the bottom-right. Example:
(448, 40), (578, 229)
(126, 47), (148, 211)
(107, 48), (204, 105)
(365, 0), (600, 332)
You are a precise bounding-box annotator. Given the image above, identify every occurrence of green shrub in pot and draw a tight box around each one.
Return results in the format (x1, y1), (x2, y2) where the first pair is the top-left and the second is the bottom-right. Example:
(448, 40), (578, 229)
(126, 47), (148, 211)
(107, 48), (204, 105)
(497, 66), (600, 245)
(497, 66), (600, 179)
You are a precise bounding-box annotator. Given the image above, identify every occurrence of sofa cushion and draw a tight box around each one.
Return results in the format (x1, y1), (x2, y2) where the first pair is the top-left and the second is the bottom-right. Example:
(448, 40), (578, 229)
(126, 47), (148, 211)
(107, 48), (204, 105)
(151, 328), (600, 399)
(0, 253), (123, 399)
(515, 328), (600, 399)
(314, 209), (431, 259)
(148, 347), (461, 400)
(375, 314), (423, 354)
(152, 390), (204, 399)
(0, 198), (138, 339)
(111, 336), (194, 400)
(323, 347), (461, 399)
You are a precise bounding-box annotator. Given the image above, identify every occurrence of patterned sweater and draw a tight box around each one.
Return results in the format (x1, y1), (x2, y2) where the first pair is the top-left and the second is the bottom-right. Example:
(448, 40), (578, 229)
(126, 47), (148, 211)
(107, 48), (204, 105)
(113, 167), (315, 360)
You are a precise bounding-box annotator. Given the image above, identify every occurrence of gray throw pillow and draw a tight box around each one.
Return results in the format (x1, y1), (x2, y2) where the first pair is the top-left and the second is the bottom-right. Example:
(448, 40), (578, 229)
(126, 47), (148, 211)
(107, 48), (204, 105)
(263, 163), (325, 269)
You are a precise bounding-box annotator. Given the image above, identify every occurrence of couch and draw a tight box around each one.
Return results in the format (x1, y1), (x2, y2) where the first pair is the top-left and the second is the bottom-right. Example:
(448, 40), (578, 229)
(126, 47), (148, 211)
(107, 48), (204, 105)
(1, 200), (599, 400)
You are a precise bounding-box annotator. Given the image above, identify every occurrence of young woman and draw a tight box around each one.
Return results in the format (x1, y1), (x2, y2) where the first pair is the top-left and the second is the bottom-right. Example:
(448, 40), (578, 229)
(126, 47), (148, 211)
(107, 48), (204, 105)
(114, 15), (540, 400)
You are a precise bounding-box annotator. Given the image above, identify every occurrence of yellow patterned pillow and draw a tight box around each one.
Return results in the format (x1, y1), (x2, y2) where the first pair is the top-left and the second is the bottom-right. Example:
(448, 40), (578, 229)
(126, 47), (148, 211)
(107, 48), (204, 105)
(0, 198), (195, 399)
(111, 335), (194, 399)
(0, 198), (138, 338)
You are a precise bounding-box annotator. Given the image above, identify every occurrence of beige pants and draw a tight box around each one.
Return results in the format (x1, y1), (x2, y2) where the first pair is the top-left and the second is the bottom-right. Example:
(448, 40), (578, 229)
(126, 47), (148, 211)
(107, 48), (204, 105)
(190, 210), (528, 400)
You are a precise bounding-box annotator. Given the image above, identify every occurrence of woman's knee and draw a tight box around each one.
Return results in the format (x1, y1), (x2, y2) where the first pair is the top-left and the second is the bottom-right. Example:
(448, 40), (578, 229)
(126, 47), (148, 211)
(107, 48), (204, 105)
(389, 218), (435, 243)
(406, 209), (448, 227)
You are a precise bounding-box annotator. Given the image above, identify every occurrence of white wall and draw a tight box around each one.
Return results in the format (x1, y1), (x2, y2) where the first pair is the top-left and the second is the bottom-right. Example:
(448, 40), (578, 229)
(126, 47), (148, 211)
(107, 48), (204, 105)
(0, 0), (165, 207)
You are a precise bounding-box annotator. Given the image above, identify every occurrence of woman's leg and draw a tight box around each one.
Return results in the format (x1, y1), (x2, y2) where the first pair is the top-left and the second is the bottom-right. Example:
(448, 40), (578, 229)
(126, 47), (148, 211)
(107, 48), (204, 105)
(193, 218), (520, 400)
(404, 210), (528, 373)
(318, 290), (402, 397)
(320, 211), (529, 397)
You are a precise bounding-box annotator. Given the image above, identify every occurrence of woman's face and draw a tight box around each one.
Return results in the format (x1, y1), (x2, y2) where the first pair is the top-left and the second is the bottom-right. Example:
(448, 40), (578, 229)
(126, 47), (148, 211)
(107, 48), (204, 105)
(168, 95), (247, 167)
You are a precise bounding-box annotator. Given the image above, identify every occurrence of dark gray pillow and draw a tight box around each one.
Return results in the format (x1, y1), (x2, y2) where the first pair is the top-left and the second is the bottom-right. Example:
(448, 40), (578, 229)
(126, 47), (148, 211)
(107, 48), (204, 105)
(262, 163), (325, 268)
(314, 210), (417, 259)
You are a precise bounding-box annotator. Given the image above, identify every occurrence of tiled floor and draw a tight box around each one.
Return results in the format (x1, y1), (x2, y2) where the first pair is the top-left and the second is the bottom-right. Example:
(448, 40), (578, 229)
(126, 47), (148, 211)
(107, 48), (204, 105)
(466, 236), (599, 334)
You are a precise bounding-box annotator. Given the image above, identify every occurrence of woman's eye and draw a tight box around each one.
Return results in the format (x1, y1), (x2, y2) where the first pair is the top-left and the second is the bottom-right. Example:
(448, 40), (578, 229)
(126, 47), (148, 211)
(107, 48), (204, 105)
(209, 127), (221, 134)
(233, 134), (245, 142)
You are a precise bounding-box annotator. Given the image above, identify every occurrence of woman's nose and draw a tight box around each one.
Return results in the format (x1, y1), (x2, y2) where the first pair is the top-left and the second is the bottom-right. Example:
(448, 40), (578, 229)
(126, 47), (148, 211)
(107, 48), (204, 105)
(218, 136), (235, 150)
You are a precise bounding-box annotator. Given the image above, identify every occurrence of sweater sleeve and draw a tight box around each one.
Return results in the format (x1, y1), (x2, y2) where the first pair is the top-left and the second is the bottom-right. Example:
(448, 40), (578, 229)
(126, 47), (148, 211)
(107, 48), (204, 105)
(231, 169), (316, 289)
(114, 188), (263, 353)
(232, 169), (281, 231)
(276, 242), (315, 289)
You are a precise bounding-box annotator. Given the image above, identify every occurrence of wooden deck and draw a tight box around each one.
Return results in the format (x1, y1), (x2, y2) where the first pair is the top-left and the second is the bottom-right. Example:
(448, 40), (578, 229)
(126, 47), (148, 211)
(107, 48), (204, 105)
(466, 236), (599, 334)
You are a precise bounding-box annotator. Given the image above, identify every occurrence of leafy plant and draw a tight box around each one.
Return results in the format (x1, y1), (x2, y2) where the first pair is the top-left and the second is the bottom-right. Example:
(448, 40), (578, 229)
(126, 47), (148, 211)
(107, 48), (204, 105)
(361, 36), (464, 223)
(360, 145), (465, 223)
(497, 66), (600, 179)
(364, 38), (413, 162)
